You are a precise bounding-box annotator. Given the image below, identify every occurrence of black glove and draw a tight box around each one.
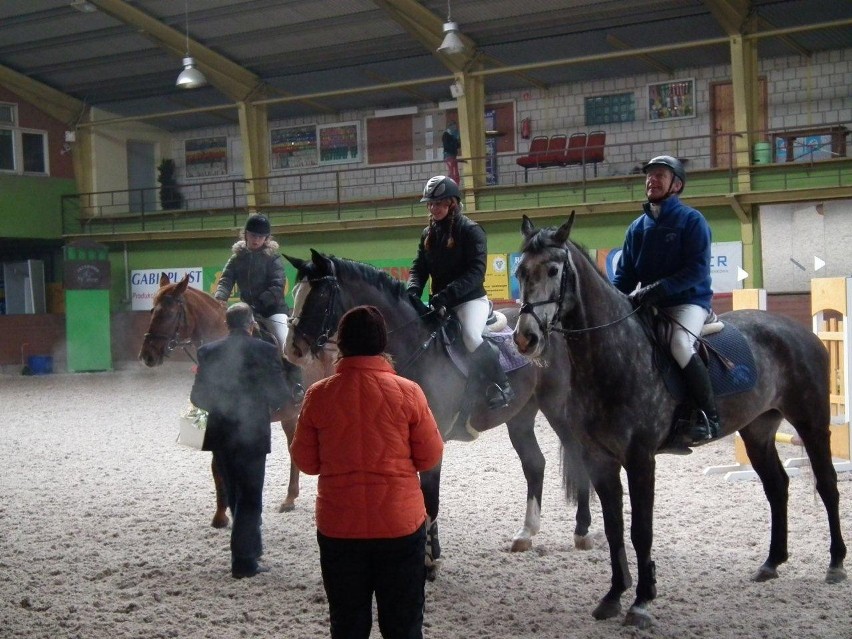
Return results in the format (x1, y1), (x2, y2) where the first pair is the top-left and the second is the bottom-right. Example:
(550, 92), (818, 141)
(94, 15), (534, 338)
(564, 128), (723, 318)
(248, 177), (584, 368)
(628, 282), (666, 308)
(407, 290), (429, 314)
(429, 294), (448, 317)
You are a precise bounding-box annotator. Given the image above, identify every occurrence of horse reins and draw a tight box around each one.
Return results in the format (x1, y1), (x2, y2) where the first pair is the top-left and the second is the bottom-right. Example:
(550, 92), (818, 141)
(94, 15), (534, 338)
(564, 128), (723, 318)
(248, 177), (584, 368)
(143, 294), (198, 362)
(519, 248), (640, 339)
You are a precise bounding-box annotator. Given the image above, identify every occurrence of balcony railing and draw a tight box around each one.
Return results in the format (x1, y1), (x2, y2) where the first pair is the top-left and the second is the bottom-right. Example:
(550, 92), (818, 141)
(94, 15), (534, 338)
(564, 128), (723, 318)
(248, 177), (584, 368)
(62, 125), (850, 237)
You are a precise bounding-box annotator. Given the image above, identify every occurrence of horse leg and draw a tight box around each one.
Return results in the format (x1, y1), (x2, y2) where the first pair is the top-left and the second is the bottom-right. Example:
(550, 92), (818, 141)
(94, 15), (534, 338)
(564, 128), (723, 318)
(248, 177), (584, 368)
(621, 451), (657, 629)
(739, 416), (791, 581)
(506, 404), (545, 552)
(420, 462), (442, 581)
(556, 424), (594, 550)
(278, 416), (301, 512)
(211, 455), (230, 529)
(588, 457), (632, 622)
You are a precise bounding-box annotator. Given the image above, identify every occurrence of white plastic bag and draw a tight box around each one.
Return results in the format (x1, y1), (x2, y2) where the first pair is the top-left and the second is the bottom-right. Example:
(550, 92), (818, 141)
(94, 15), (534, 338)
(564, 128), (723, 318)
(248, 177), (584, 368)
(177, 403), (207, 449)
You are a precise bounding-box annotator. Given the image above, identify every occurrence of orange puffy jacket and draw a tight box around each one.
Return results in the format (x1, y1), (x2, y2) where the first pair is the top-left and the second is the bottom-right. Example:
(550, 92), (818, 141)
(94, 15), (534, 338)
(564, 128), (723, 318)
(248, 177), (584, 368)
(291, 355), (444, 539)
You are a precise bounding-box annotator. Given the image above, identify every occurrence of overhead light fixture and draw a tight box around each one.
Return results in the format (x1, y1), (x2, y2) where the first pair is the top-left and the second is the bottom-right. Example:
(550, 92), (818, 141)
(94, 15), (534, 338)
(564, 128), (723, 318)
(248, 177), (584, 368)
(176, 0), (207, 89)
(437, 0), (466, 55)
(70, 1), (98, 13)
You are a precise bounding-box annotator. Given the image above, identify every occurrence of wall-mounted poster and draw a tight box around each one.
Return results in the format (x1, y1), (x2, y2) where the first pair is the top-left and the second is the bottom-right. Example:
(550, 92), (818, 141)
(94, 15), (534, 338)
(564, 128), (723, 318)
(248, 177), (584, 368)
(648, 78), (695, 121)
(185, 136), (228, 178)
(318, 122), (361, 165)
(271, 125), (318, 169)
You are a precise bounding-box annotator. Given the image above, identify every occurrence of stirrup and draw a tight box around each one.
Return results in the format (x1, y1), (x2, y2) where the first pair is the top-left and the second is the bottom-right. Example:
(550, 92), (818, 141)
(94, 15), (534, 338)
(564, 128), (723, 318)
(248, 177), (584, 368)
(486, 383), (514, 410)
(680, 409), (716, 444)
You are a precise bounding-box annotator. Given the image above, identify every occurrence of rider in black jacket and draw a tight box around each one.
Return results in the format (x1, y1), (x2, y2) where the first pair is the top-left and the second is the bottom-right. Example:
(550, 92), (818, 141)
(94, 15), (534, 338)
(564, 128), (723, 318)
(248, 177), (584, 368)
(407, 176), (513, 410)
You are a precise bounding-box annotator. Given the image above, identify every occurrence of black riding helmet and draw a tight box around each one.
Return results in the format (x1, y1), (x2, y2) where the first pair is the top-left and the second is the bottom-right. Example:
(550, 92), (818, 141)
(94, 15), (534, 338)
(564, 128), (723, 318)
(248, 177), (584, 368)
(244, 213), (271, 235)
(420, 175), (461, 202)
(643, 155), (686, 194)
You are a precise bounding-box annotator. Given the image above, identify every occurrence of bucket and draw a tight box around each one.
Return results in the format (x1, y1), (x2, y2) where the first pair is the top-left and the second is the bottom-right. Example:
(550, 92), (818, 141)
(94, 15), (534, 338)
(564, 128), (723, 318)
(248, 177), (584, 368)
(27, 355), (53, 375)
(753, 141), (772, 164)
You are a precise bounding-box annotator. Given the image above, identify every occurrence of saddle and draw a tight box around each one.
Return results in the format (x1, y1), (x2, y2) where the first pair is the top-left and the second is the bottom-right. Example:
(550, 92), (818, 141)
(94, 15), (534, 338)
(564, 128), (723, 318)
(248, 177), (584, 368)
(649, 311), (757, 402)
(440, 311), (530, 378)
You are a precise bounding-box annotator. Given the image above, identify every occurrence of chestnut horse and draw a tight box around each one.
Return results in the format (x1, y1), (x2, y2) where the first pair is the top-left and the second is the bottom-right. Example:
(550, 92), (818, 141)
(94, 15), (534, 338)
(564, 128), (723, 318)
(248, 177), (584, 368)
(139, 272), (330, 526)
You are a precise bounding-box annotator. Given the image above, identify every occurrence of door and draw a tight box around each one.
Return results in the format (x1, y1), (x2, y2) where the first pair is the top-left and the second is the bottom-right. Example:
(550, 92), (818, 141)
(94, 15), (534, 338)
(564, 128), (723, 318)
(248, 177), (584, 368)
(710, 79), (767, 168)
(126, 141), (156, 213)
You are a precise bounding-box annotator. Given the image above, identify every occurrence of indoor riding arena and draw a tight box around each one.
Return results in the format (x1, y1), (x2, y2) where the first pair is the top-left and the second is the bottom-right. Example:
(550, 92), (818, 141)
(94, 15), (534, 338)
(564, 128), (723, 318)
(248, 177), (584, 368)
(1, 1), (850, 637)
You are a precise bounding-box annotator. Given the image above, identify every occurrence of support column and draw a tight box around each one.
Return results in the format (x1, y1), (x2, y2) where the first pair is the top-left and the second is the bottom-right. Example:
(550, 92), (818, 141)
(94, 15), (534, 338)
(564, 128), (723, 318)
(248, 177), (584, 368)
(238, 101), (270, 210)
(453, 68), (485, 213)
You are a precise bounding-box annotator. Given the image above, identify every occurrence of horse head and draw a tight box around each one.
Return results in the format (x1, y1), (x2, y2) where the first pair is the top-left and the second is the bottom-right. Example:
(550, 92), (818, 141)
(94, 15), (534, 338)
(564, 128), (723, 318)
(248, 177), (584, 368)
(514, 213), (578, 359)
(139, 272), (225, 367)
(284, 250), (344, 365)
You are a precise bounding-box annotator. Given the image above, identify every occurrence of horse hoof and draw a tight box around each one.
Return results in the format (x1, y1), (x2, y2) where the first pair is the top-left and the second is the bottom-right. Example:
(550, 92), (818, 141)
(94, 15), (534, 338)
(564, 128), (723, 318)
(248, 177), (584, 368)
(278, 501), (296, 513)
(623, 605), (653, 630)
(511, 538), (532, 552)
(592, 598), (621, 621)
(752, 564), (779, 582)
(574, 533), (595, 551)
(211, 515), (229, 529)
(826, 565), (847, 584)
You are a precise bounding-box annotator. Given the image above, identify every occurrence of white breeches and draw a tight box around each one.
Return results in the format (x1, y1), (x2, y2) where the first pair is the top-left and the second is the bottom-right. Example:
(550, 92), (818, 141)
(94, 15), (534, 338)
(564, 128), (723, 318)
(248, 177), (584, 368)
(259, 313), (289, 354)
(454, 295), (489, 352)
(667, 304), (710, 369)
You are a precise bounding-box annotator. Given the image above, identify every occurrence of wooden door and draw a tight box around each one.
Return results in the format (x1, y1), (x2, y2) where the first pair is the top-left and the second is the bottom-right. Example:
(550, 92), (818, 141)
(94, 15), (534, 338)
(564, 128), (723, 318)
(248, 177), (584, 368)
(710, 79), (767, 168)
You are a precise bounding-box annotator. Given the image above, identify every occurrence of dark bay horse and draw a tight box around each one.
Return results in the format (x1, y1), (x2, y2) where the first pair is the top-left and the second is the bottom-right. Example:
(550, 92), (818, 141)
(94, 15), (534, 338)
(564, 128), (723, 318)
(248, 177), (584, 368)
(139, 272), (323, 525)
(283, 250), (594, 580)
(512, 214), (846, 628)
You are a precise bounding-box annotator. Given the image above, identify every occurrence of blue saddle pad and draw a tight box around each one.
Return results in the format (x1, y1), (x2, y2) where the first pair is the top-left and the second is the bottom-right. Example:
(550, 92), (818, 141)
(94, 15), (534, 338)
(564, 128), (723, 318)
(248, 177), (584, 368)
(445, 324), (530, 378)
(662, 322), (757, 400)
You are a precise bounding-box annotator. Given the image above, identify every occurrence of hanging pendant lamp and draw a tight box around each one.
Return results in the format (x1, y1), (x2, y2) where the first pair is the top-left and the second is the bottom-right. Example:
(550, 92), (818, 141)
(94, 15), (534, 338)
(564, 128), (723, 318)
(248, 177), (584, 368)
(437, 0), (466, 55)
(176, 0), (207, 89)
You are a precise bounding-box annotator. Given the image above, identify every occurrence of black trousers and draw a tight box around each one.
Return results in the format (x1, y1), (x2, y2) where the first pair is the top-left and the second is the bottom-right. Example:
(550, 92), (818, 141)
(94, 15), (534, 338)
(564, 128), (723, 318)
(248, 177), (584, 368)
(317, 524), (426, 639)
(213, 450), (266, 574)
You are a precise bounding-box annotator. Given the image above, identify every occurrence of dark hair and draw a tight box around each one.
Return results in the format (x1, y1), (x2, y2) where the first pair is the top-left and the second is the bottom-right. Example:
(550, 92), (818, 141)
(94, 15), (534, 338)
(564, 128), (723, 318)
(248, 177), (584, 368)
(226, 302), (254, 330)
(337, 305), (388, 357)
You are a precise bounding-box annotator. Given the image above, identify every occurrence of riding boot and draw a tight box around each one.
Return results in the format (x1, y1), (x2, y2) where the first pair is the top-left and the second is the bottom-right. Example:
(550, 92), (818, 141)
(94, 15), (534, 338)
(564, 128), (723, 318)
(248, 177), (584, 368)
(472, 341), (515, 410)
(281, 357), (305, 404)
(680, 354), (721, 444)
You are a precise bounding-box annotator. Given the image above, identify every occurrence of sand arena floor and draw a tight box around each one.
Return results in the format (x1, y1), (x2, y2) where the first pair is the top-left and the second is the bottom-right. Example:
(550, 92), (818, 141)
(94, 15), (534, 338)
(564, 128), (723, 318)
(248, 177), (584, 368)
(2, 361), (851, 639)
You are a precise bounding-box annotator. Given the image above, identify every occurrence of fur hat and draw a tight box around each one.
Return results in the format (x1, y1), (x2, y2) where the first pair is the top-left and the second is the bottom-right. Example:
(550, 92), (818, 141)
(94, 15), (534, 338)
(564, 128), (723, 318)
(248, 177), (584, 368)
(337, 305), (388, 357)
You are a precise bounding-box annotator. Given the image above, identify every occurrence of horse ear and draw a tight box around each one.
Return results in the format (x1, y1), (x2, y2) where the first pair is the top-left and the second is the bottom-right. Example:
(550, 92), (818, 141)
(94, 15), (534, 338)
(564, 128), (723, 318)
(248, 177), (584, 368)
(159, 272), (170, 287)
(309, 249), (334, 275)
(283, 253), (305, 271)
(521, 215), (536, 239)
(553, 211), (576, 245)
(174, 273), (190, 295)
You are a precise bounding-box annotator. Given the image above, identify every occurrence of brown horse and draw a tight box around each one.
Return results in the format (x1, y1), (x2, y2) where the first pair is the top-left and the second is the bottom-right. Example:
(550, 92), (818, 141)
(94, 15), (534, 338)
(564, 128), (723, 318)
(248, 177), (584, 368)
(139, 272), (330, 526)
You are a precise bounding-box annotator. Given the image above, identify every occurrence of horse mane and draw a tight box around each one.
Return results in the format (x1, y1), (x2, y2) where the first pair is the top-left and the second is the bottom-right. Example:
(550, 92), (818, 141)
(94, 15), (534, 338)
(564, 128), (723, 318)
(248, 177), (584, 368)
(326, 255), (407, 299)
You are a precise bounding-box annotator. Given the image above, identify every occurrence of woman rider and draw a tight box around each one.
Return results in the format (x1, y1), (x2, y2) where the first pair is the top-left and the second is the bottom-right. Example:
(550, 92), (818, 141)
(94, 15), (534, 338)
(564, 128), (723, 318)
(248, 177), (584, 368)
(406, 175), (514, 410)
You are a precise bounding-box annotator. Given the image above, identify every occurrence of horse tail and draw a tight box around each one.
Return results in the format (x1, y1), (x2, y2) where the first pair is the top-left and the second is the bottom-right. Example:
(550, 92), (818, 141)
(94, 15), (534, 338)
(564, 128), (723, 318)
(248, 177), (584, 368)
(559, 434), (590, 505)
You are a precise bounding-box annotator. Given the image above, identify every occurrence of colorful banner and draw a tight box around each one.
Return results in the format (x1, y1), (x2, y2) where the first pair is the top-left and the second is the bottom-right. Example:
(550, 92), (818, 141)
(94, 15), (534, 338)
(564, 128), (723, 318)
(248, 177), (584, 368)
(484, 253), (510, 302)
(130, 267), (203, 311)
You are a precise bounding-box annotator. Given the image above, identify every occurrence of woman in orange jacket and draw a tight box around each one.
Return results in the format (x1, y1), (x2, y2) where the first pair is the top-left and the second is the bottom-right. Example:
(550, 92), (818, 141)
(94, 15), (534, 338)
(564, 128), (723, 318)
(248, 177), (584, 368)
(291, 305), (444, 639)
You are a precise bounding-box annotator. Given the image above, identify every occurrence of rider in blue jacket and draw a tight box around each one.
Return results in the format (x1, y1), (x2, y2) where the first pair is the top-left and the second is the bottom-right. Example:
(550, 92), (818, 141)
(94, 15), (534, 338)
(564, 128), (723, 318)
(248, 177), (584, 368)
(612, 155), (719, 444)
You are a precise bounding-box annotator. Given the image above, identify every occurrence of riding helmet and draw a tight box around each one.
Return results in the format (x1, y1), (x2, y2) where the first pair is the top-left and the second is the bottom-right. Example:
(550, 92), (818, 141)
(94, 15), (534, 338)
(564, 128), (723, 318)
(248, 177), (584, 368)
(244, 214), (271, 236)
(643, 155), (686, 193)
(420, 175), (461, 202)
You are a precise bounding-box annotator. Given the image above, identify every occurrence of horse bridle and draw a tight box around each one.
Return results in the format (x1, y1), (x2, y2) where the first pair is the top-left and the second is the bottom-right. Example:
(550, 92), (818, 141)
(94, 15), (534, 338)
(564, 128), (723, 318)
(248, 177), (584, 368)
(143, 294), (196, 358)
(519, 247), (639, 338)
(290, 275), (342, 356)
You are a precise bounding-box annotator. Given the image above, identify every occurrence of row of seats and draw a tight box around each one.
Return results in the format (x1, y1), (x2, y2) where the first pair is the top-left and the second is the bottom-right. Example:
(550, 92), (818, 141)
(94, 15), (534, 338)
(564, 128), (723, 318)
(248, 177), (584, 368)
(516, 131), (606, 181)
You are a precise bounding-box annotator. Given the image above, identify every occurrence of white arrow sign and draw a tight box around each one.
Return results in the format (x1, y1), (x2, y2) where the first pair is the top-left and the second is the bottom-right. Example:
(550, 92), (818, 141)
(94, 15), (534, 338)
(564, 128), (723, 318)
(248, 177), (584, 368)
(814, 256), (825, 271)
(737, 266), (749, 282)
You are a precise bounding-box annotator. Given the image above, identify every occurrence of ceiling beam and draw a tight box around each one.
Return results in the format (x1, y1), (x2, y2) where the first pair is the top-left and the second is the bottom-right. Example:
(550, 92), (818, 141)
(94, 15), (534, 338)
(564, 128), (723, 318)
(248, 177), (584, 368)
(756, 17), (811, 57)
(703, 0), (751, 35)
(0, 63), (86, 127)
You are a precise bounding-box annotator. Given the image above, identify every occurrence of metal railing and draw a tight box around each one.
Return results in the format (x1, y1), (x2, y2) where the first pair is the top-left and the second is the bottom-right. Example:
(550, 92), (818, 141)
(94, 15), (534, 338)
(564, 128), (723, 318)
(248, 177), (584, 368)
(61, 124), (849, 236)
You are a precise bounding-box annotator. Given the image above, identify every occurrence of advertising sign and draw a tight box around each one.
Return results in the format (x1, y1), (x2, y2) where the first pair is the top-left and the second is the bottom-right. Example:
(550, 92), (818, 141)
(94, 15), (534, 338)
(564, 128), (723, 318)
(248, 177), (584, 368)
(130, 267), (203, 311)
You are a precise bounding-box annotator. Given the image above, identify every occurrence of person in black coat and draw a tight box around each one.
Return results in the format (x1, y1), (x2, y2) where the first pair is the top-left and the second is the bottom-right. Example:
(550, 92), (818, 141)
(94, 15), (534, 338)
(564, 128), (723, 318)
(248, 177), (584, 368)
(190, 302), (290, 579)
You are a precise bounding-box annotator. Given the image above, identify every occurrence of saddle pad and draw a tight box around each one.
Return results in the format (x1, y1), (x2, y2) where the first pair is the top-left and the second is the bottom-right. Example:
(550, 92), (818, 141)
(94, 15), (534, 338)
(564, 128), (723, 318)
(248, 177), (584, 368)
(662, 322), (757, 400)
(445, 324), (531, 377)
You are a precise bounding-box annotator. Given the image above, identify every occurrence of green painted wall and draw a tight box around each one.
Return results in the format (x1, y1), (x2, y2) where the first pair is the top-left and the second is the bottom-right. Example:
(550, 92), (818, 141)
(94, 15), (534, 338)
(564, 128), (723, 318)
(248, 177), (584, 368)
(0, 174), (76, 238)
(104, 202), (747, 311)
